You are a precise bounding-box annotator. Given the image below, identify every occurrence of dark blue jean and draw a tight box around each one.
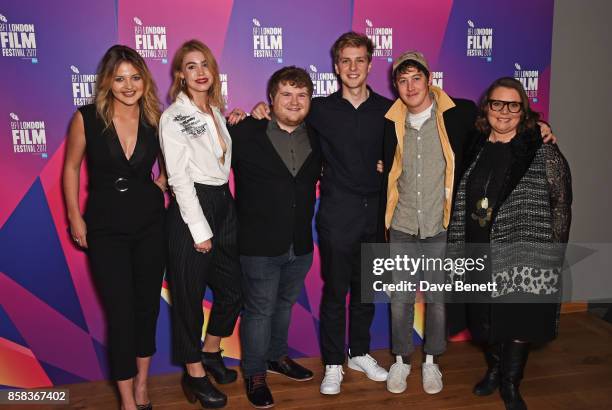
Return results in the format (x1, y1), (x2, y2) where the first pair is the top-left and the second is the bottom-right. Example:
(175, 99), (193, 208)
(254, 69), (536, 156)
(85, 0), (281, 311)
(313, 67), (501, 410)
(240, 246), (313, 376)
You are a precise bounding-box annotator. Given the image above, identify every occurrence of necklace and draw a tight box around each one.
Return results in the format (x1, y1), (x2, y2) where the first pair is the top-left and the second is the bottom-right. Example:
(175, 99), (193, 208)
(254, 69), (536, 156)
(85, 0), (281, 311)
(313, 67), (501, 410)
(471, 169), (493, 227)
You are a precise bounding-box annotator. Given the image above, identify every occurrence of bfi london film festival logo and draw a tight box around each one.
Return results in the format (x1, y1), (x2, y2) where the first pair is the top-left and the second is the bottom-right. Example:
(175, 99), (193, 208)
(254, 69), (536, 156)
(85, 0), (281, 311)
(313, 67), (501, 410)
(0, 13), (37, 62)
(220, 73), (228, 105)
(9, 112), (47, 157)
(365, 19), (393, 62)
(252, 18), (283, 63)
(308, 65), (338, 98)
(133, 17), (168, 63)
(432, 71), (444, 89)
(70, 65), (96, 107)
(514, 63), (539, 102)
(466, 19), (493, 62)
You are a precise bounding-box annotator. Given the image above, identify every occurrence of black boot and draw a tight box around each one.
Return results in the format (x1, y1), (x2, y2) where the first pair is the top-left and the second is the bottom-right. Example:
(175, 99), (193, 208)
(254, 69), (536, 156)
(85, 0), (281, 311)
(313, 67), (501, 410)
(473, 343), (501, 396)
(500, 341), (530, 410)
(245, 373), (274, 408)
(181, 373), (227, 408)
(201, 350), (238, 384)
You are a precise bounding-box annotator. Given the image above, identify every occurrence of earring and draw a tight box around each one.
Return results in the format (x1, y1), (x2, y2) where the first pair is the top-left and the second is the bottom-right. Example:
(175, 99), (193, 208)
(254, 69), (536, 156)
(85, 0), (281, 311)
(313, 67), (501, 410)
(181, 78), (186, 87)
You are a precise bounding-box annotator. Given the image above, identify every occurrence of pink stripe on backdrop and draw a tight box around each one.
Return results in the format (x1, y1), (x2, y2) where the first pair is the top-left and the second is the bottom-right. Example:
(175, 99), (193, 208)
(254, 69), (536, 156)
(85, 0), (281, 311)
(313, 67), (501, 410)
(303, 244), (323, 320)
(0, 272), (103, 381)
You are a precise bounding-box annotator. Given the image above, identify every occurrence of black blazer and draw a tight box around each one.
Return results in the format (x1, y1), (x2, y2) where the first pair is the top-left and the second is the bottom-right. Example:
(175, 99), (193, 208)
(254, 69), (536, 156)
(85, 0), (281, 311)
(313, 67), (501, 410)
(229, 117), (322, 256)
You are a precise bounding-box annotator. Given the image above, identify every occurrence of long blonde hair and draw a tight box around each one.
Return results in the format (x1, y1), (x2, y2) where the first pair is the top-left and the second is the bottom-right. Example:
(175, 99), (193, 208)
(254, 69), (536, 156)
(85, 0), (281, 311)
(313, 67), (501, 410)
(168, 39), (225, 111)
(94, 45), (161, 128)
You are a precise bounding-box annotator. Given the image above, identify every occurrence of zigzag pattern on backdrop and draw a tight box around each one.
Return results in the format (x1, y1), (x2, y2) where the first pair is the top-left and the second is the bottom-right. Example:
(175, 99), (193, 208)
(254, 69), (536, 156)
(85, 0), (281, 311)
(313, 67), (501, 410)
(0, 0), (553, 387)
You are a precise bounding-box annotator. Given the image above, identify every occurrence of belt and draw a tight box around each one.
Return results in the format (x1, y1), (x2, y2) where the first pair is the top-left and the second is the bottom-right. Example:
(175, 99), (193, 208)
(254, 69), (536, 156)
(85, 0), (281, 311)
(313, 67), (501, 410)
(89, 176), (150, 192)
(194, 182), (229, 192)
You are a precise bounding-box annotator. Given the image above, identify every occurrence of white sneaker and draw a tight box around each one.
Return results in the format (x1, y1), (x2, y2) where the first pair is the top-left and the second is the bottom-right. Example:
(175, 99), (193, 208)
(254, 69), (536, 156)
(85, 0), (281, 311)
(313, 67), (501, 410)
(422, 362), (443, 394)
(387, 356), (411, 393)
(348, 353), (388, 382)
(320, 365), (344, 395)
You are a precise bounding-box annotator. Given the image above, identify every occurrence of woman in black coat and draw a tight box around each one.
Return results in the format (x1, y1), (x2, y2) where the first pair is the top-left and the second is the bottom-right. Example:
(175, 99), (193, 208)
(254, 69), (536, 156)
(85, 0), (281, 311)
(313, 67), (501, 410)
(447, 77), (572, 410)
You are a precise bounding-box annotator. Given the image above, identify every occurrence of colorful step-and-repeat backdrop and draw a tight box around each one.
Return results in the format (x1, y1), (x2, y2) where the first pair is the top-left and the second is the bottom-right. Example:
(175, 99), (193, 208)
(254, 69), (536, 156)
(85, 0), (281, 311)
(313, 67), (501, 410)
(0, 0), (554, 387)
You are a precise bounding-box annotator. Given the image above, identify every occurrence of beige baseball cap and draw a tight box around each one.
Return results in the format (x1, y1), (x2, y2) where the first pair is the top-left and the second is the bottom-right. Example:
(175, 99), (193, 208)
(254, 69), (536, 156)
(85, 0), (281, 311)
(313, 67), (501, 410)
(392, 51), (430, 74)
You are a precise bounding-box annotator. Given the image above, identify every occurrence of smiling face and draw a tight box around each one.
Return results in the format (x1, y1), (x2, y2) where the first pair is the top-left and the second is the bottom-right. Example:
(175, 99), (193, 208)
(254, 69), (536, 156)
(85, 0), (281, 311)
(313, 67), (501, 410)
(179, 50), (214, 95)
(271, 81), (311, 129)
(111, 62), (144, 107)
(395, 66), (432, 114)
(334, 45), (372, 91)
(486, 86), (522, 137)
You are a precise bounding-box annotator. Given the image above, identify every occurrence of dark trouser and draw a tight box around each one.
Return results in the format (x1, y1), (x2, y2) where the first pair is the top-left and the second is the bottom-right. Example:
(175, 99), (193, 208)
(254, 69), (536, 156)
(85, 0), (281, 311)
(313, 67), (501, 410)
(167, 183), (242, 364)
(87, 221), (165, 381)
(389, 229), (447, 356)
(317, 191), (378, 365)
(239, 245), (313, 376)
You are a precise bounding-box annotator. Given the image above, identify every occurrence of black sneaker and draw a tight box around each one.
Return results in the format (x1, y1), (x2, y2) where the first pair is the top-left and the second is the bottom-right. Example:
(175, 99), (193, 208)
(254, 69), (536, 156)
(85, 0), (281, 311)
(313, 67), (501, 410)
(267, 356), (313, 381)
(201, 350), (238, 384)
(245, 373), (274, 408)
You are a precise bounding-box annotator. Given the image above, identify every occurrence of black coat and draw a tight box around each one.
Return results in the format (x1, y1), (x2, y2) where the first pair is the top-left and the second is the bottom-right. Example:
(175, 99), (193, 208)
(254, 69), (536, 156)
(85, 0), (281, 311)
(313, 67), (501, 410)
(448, 128), (572, 343)
(229, 117), (322, 257)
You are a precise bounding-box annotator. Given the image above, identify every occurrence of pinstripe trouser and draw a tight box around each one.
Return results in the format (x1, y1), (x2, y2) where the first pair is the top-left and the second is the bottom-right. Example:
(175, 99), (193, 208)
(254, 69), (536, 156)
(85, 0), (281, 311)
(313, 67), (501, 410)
(166, 183), (242, 364)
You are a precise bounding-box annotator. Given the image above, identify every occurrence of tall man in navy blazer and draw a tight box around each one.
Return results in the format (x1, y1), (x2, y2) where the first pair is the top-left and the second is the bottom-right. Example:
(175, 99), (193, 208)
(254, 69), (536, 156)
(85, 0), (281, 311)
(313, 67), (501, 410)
(230, 66), (322, 409)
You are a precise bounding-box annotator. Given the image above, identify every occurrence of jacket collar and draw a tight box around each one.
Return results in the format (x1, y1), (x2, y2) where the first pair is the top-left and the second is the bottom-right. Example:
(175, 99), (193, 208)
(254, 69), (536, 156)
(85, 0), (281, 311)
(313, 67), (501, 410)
(175, 91), (215, 116)
(385, 85), (455, 122)
(470, 126), (543, 212)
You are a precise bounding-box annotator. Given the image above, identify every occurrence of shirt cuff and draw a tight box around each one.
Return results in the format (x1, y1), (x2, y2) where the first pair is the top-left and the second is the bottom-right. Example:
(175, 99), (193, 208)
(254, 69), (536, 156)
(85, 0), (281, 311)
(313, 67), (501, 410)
(188, 221), (213, 244)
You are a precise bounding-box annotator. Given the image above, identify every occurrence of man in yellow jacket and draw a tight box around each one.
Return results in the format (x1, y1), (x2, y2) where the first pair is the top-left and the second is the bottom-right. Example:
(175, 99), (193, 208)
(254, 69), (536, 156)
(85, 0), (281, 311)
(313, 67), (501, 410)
(382, 51), (479, 396)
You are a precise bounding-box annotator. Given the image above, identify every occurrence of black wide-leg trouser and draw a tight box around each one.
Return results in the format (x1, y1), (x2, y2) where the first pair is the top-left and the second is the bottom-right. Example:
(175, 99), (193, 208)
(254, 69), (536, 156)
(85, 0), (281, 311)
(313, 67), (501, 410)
(166, 183), (242, 364)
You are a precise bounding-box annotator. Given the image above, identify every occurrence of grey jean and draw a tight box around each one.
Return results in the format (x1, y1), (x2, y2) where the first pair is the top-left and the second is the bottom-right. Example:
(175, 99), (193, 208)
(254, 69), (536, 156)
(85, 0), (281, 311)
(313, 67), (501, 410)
(389, 229), (448, 356)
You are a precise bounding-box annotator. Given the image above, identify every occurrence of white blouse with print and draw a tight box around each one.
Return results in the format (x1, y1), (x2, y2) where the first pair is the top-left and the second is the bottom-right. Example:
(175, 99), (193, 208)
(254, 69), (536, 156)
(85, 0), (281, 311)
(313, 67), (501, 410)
(159, 92), (231, 244)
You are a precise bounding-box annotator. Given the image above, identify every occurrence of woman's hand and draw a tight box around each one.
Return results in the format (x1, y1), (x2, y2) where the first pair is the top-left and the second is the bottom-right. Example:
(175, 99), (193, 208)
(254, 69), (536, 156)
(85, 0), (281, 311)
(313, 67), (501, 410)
(194, 239), (212, 254)
(227, 108), (247, 126)
(376, 160), (384, 174)
(69, 215), (88, 248)
(154, 176), (168, 193)
(251, 102), (271, 120)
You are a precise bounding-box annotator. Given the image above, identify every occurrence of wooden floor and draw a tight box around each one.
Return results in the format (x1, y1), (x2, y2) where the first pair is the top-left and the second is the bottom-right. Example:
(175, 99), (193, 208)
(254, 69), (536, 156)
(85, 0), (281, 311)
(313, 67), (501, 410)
(8, 312), (612, 410)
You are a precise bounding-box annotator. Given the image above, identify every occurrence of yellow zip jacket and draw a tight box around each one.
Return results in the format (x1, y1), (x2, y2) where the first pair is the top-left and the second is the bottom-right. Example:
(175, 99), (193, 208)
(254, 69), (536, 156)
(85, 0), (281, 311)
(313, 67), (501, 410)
(384, 86), (457, 230)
